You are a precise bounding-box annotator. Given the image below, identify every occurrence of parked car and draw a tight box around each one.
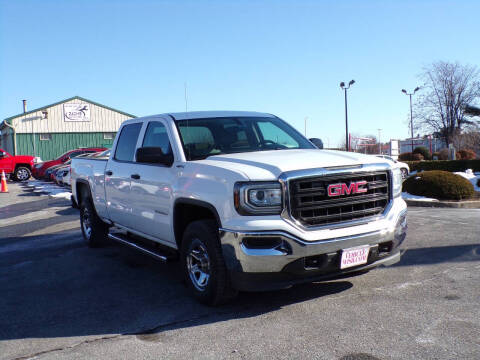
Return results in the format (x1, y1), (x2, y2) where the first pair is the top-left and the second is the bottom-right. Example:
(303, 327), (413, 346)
(45, 162), (70, 182)
(62, 167), (71, 187)
(375, 155), (410, 179)
(53, 163), (71, 185)
(33, 147), (107, 179)
(56, 152), (104, 186)
(0, 148), (37, 181)
(72, 111), (407, 305)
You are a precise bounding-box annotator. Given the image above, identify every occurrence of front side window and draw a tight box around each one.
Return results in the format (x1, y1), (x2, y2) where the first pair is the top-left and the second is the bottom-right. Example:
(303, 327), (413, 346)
(176, 117), (313, 160)
(142, 121), (172, 156)
(114, 122), (142, 161)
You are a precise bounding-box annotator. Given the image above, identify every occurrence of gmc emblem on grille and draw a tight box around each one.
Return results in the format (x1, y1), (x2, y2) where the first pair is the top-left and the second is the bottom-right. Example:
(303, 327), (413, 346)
(327, 181), (368, 197)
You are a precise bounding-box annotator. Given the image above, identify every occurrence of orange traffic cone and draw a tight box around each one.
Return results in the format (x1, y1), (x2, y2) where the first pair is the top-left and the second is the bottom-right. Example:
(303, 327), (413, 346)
(1, 170), (8, 193)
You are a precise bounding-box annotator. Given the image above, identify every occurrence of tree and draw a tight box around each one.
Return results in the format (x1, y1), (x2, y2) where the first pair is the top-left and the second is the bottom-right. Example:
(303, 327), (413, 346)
(415, 61), (480, 145)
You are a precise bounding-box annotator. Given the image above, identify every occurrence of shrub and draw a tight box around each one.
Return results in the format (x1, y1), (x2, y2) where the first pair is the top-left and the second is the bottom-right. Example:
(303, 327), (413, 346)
(412, 153), (424, 161)
(403, 170), (474, 200)
(413, 146), (431, 160)
(404, 159), (480, 173)
(399, 152), (424, 161)
(438, 148), (449, 160)
(457, 149), (477, 160)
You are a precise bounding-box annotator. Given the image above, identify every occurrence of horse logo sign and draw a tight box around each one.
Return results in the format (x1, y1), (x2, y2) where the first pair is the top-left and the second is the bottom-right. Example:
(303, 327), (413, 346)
(64, 103), (90, 122)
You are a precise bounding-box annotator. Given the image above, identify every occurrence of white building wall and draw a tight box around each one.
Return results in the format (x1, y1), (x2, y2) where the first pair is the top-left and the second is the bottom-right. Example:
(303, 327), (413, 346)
(9, 98), (133, 134)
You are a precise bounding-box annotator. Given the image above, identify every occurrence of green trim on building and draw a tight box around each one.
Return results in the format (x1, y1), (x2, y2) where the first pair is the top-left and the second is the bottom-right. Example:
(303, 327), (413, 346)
(16, 132), (116, 160)
(3, 95), (136, 125)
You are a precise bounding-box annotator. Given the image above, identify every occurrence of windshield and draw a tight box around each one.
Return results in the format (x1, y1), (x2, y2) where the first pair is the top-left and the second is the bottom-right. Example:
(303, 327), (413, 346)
(176, 116), (314, 160)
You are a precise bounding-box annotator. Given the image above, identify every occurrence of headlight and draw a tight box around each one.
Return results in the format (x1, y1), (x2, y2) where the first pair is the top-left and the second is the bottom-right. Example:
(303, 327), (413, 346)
(392, 168), (403, 198)
(234, 182), (282, 215)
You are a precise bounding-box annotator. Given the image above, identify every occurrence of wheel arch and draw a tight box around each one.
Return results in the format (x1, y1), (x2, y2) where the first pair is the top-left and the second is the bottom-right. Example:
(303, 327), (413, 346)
(75, 179), (92, 206)
(173, 198), (222, 250)
(14, 163), (32, 171)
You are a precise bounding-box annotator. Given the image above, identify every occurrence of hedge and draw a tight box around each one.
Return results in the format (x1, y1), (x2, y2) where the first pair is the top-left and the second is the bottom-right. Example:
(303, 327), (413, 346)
(403, 170), (475, 200)
(405, 160), (480, 173)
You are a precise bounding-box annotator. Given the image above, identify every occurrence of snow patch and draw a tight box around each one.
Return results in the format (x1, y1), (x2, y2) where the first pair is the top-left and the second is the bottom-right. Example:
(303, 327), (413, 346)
(454, 169), (480, 192)
(25, 180), (72, 199)
(49, 191), (72, 200)
(402, 192), (439, 202)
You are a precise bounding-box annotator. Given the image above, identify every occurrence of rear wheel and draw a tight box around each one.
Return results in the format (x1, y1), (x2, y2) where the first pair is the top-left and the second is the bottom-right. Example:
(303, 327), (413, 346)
(181, 220), (237, 306)
(14, 166), (31, 181)
(80, 195), (109, 247)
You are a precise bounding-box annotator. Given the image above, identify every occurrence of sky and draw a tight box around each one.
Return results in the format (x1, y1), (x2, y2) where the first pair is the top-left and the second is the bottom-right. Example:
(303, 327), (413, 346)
(1, 0), (479, 147)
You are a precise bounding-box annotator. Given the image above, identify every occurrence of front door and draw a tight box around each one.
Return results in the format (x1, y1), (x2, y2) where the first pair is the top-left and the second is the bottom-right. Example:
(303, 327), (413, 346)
(129, 119), (176, 245)
(0, 150), (14, 174)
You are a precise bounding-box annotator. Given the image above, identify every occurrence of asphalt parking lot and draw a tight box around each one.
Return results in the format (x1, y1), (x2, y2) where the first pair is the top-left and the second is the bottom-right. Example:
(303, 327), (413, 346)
(1, 182), (479, 360)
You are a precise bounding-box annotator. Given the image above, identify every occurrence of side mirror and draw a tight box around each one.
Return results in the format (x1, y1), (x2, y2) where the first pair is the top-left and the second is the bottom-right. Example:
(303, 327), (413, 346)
(136, 147), (173, 166)
(0, 151), (6, 157)
(309, 138), (324, 149)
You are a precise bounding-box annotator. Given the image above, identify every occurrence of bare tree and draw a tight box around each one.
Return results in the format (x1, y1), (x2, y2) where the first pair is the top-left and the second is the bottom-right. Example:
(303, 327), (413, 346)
(415, 61), (480, 145)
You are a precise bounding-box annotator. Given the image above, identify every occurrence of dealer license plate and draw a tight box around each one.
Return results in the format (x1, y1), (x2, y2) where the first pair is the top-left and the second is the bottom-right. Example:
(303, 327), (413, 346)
(340, 245), (370, 269)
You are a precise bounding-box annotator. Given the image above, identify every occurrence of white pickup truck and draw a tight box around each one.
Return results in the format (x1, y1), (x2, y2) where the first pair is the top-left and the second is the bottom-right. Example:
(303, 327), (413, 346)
(71, 111), (407, 305)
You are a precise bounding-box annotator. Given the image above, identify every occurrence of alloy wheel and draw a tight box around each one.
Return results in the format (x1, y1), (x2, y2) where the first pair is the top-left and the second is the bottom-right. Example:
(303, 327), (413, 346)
(186, 241), (211, 291)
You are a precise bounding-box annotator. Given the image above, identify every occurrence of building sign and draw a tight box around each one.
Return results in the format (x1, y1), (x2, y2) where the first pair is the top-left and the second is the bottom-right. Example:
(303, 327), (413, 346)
(63, 103), (90, 122)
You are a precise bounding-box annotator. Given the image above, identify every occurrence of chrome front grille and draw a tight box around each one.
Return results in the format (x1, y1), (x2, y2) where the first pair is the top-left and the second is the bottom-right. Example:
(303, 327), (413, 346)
(288, 171), (390, 227)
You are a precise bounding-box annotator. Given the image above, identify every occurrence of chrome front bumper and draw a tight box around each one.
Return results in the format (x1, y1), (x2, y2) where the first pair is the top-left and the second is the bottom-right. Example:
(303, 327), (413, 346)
(219, 210), (407, 276)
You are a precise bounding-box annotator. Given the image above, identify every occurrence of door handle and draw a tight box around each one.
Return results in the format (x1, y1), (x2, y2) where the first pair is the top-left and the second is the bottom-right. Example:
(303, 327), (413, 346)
(105, 170), (113, 176)
(131, 174), (140, 180)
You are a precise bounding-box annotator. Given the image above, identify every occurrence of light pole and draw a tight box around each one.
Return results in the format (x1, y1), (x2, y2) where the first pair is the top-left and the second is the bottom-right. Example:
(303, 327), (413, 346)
(401, 87), (420, 153)
(377, 128), (382, 154)
(304, 116), (308, 137)
(340, 80), (355, 151)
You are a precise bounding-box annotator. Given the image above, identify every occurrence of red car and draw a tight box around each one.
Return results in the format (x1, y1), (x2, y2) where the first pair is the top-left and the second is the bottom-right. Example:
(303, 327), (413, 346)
(33, 147), (107, 179)
(0, 148), (36, 181)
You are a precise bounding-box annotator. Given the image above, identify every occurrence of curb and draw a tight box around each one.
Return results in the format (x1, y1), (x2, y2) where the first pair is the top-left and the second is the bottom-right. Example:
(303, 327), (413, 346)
(405, 199), (480, 209)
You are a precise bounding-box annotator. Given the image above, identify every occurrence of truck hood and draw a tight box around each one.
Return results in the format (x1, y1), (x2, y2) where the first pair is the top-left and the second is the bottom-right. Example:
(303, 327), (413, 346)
(14, 155), (35, 163)
(201, 149), (391, 180)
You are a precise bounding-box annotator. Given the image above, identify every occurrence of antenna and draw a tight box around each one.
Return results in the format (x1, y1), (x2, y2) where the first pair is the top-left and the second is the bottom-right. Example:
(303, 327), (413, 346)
(184, 82), (191, 160)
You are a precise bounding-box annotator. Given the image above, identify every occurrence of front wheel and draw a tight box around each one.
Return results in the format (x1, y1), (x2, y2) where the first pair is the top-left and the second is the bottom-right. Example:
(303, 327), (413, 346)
(181, 220), (237, 306)
(80, 196), (109, 247)
(14, 166), (31, 181)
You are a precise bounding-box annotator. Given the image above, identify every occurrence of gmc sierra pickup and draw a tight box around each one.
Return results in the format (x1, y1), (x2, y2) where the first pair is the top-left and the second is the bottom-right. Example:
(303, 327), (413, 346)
(71, 111), (407, 305)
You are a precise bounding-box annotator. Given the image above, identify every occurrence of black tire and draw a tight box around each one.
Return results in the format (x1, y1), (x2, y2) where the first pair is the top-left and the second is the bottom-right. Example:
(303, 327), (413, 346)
(181, 220), (237, 306)
(80, 194), (109, 248)
(13, 166), (31, 182)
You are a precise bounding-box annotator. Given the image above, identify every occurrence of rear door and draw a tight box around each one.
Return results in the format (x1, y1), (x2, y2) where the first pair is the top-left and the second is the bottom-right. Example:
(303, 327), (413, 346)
(129, 119), (176, 245)
(105, 121), (143, 227)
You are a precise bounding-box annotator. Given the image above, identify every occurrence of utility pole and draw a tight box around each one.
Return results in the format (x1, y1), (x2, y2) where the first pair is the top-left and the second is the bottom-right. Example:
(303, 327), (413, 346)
(340, 80), (355, 151)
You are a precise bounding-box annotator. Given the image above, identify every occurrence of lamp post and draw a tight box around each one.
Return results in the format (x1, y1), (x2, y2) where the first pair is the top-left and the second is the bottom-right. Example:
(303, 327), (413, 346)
(340, 80), (355, 151)
(377, 128), (382, 154)
(401, 87), (420, 153)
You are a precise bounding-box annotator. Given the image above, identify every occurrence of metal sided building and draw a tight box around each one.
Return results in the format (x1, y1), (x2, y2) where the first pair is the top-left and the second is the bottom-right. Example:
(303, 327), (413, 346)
(0, 96), (135, 160)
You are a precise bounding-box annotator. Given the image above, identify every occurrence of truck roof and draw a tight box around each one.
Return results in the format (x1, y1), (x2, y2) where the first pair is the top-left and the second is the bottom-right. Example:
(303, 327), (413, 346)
(131, 111), (276, 122)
